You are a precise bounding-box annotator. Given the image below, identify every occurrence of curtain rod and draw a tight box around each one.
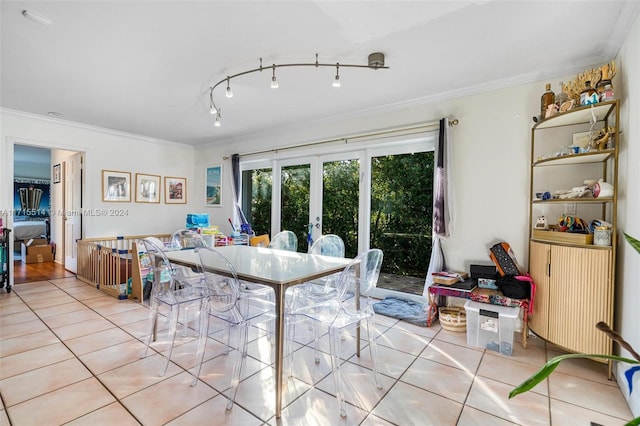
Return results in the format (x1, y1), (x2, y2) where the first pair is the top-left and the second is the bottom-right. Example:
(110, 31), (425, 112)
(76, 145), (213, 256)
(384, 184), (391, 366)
(223, 118), (459, 160)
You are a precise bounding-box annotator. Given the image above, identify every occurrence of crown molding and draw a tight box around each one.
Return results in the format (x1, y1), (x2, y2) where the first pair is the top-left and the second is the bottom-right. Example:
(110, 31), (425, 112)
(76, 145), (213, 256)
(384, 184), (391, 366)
(0, 108), (192, 149)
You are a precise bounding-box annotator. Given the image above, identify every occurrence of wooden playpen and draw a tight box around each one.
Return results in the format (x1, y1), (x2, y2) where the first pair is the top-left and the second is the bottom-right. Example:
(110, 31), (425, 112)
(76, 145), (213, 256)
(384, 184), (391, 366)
(77, 234), (170, 300)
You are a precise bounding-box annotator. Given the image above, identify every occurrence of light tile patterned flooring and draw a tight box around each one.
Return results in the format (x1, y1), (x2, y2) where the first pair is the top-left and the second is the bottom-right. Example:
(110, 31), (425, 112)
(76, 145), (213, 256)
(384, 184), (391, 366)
(0, 277), (633, 425)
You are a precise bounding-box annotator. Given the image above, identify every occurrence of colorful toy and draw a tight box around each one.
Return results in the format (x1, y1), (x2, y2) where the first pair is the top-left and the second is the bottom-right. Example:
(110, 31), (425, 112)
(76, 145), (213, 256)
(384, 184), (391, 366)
(558, 215), (589, 232)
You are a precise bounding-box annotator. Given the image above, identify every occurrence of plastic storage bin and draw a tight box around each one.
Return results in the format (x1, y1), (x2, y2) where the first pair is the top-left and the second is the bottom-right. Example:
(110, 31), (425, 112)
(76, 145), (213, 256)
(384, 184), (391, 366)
(464, 300), (519, 355)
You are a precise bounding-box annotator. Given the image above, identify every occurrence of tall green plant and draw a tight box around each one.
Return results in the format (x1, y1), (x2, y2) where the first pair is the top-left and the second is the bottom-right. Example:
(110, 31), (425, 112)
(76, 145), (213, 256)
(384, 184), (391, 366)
(509, 233), (640, 426)
(625, 233), (640, 254)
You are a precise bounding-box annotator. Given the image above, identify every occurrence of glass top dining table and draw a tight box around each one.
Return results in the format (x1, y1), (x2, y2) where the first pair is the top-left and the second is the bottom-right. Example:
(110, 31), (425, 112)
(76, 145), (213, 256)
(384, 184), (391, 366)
(164, 244), (351, 418)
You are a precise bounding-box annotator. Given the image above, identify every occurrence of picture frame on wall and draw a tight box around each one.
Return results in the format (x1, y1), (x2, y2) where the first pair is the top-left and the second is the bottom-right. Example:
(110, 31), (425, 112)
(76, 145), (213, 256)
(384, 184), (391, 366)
(205, 164), (222, 207)
(102, 170), (131, 202)
(165, 176), (187, 204)
(135, 173), (161, 203)
(53, 164), (61, 184)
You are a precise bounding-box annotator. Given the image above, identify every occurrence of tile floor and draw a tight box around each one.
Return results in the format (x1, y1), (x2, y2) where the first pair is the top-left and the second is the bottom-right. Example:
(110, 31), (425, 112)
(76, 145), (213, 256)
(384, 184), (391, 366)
(0, 277), (633, 425)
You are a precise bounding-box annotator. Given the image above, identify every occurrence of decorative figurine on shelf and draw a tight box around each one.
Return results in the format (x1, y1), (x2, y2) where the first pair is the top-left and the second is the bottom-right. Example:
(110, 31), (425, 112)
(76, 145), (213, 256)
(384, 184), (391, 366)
(534, 216), (549, 230)
(591, 126), (614, 151)
(545, 103), (559, 118)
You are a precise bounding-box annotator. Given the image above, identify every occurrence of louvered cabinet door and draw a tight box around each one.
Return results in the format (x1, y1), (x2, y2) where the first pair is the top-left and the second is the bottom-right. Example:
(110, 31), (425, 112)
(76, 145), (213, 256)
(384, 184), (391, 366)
(547, 245), (613, 356)
(528, 241), (551, 339)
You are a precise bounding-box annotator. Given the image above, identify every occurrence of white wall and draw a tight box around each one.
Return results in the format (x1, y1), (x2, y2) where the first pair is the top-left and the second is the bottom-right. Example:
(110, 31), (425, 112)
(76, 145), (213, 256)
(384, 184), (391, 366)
(614, 9), (640, 418)
(0, 110), (197, 243)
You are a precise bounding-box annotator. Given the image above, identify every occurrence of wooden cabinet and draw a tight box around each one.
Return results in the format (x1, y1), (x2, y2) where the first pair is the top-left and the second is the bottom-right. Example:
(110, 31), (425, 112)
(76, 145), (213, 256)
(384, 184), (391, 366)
(529, 241), (612, 356)
(528, 101), (618, 367)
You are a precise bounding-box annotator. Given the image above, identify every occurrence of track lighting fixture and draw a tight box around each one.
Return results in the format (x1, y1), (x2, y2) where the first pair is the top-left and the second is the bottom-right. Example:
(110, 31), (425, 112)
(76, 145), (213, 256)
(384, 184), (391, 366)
(208, 52), (388, 127)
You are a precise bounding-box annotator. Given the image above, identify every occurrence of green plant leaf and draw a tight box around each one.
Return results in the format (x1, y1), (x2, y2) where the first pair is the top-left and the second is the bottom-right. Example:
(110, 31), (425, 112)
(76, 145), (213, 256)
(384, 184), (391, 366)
(624, 233), (640, 255)
(509, 353), (640, 399)
(625, 416), (640, 426)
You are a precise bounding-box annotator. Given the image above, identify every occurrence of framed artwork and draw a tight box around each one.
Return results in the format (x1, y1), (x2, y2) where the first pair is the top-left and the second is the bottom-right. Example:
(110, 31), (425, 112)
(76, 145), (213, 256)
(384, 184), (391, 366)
(165, 176), (187, 204)
(135, 173), (161, 203)
(53, 164), (61, 184)
(205, 164), (222, 207)
(102, 170), (131, 202)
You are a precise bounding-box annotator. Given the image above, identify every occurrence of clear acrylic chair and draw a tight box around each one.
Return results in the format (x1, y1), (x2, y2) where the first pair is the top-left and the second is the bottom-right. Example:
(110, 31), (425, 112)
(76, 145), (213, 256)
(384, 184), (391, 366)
(287, 234), (346, 362)
(169, 229), (207, 287)
(190, 246), (274, 410)
(170, 228), (208, 250)
(139, 238), (208, 376)
(287, 248), (384, 417)
(299, 234), (345, 298)
(268, 230), (298, 252)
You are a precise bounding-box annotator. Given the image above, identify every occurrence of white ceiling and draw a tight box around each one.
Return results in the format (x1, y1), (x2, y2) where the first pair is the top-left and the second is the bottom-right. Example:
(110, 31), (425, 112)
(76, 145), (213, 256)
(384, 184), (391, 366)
(2, 1), (638, 147)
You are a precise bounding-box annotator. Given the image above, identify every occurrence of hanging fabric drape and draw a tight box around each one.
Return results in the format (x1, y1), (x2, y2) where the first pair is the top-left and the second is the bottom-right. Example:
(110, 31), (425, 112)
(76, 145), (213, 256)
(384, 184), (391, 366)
(423, 118), (455, 297)
(231, 154), (249, 226)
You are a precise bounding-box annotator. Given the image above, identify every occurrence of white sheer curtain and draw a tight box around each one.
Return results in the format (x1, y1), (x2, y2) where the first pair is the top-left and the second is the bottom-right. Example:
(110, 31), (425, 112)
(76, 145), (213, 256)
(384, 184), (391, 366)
(423, 118), (455, 297)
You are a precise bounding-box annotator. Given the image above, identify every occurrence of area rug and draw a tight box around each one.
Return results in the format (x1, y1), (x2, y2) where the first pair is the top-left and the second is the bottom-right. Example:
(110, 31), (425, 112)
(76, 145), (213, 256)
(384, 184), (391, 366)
(373, 296), (428, 327)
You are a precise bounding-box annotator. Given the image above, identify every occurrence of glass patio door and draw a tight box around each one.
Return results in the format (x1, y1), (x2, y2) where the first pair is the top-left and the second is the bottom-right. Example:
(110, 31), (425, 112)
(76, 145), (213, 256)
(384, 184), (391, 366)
(275, 153), (362, 254)
(367, 144), (435, 298)
(277, 160), (312, 252)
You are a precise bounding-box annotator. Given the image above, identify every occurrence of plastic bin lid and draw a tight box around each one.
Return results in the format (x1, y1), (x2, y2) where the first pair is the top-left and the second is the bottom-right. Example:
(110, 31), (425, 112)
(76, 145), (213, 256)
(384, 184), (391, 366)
(464, 300), (519, 318)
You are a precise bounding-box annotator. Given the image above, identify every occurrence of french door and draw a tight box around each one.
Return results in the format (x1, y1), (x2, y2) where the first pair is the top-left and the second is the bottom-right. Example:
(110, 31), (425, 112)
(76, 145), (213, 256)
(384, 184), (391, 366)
(273, 153), (362, 254)
(241, 135), (435, 297)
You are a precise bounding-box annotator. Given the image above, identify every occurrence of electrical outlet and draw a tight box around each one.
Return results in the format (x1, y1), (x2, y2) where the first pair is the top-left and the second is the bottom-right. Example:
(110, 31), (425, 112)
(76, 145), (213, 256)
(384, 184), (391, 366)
(565, 203), (576, 215)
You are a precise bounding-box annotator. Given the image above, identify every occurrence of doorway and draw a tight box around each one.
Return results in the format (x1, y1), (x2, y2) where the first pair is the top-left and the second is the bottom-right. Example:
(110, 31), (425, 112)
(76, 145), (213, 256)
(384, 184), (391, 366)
(11, 142), (84, 282)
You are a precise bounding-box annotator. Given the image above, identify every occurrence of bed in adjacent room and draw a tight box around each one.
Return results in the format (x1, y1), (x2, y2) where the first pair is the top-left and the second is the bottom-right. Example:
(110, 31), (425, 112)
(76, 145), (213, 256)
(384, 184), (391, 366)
(13, 218), (50, 242)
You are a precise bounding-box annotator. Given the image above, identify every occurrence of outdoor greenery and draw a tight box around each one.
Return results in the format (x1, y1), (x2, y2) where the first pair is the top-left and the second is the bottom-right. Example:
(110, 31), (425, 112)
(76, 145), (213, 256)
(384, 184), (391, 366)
(243, 151), (435, 278)
(370, 152), (434, 277)
(245, 168), (272, 237)
(321, 160), (360, 258)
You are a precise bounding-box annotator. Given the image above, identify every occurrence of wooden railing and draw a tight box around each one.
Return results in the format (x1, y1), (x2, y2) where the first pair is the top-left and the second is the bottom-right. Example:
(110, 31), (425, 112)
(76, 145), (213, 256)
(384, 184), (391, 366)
(77, 234), (170, 300)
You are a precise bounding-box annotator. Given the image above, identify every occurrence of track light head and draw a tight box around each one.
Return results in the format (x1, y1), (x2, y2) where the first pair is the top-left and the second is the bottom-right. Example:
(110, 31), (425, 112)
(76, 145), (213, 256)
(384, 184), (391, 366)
(271, 65), (278, 88)
(332, 64), (341, 88)
(225, 78), (233, 98)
